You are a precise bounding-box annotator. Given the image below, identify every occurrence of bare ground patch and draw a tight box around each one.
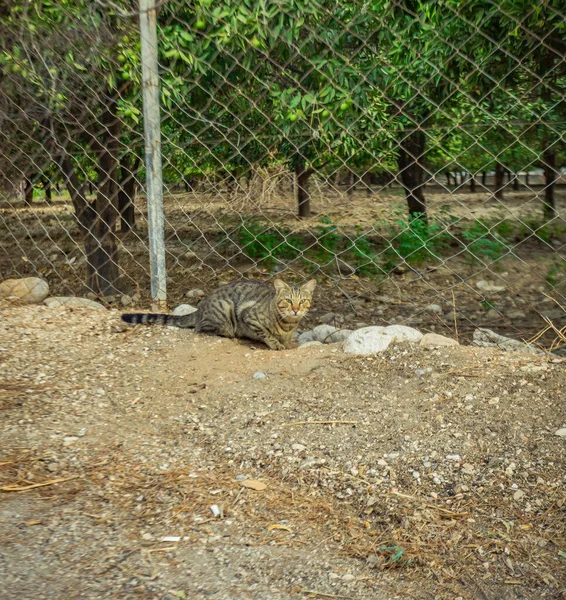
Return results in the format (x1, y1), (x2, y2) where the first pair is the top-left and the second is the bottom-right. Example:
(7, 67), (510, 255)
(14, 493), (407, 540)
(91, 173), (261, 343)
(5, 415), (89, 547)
(1, 302), (565, 599)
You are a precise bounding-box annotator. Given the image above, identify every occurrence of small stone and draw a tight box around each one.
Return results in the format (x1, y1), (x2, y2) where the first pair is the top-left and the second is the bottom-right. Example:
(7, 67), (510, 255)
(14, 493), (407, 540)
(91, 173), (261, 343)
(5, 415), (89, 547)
(462, 463), (474, 474)
(476, 280), (505, 292)
(172, 304), (197, 316)
(513, 490), (525, 501)
(485, 308), (500, 320)
(554, 428), (566, 438)
(103, 295), (117, 305)
(253, 372), (266, 380)
(210, 505), (221, 517)
(142, 532), (153, 540)
(507, 310), (526, 320)
(63, 436), (79, 447)
(297, 341), (323, 349)
(291, 444), (306, 452)
(185, 289), (205, 299)
(46, 462), (58, 472)
(472, 328), (539, 354)
(311, 324), (338, 343)
(44, 297), (105, 310)
(425, 304), (443, 315)
(412, 471), (421, 479)
(297, 331), (314, 345)
(342, 574), (355, 581)
(318, 312), (336, 324)
(0, 277), (49, 304)
(120, 294), (133, 307)
(446, 454), (461, 461)
(420, 333), (459, 348)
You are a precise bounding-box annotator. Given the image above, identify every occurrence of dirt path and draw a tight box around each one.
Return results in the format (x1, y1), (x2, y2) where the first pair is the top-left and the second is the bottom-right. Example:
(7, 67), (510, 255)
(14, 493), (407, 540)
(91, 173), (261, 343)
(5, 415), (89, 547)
(1, 303), (565, 599)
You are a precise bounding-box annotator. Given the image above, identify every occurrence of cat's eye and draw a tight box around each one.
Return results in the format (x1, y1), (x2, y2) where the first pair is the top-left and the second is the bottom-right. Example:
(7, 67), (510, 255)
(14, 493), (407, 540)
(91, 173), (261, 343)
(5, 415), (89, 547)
(286, 298), (292, 303)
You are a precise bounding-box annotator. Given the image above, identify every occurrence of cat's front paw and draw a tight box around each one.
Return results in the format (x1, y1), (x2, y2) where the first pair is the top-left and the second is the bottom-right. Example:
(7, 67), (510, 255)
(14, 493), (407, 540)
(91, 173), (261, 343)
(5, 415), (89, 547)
(266, 340), (286, 351)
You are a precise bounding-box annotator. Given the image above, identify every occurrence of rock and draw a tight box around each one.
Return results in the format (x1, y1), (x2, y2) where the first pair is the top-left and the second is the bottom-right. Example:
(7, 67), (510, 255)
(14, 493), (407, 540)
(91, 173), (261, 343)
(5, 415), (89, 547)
(325, 329), (353, 343)
(63, 436), (79, 447)
(420, 333), (459, 348)
(120, 294), (133, 307)
(485, 308), (500, 320)
(318, 312), (336, 324)
(44, 297), (104, 310)
(425, 304), (443, 315)
(476, 280), (505, 293)
(343, 326), (393, 355)
(311, 324), (338, 343)
(297, 331), (314, 345)
(297, 341), (323, 349)
(291, 444), (306, 452)
(472, 328), (539, 354)
(172, 304), (198, 316)
(513, 489), (525, 501)
(103, 295), (117, 305)
(507, 310), (526, 320)
(0, 277), (49, 304)
(185, 288), (205, 300)
(542, 309), (566, 321)
(46, 462), (58, 473)
(384, 325), (423, 343)
(554, 428), (566, 438)
(253, 372), (266, 380)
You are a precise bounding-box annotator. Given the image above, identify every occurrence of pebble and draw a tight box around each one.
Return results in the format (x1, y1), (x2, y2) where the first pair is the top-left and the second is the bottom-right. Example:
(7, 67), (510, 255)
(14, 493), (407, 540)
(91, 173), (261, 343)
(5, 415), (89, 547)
(253, 372), (266, 380)
(120, 295), (133, 307)
(185, 289), (205, 299)
(476, 280), (505, 292)
(291, 444), (306, 452)
(44, 297), (105, 310)
(554, 428), (566, 438)
(425, 304), (443, 315)
(513, 490), (525, 501)
(63, 436), (79, 446)
(446, 454), (461, 461)
(420, 333), (459, 348)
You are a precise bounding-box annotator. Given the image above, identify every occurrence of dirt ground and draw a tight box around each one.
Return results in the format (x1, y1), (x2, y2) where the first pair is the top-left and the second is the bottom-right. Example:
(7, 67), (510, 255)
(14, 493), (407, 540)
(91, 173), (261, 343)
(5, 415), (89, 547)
(1, 301), (565, 600)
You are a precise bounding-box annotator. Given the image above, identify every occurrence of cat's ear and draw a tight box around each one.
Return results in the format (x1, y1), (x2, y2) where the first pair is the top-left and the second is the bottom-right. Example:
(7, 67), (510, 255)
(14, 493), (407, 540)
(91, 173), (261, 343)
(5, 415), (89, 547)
(301, 279), (317, 295)
(273, 278), (291, 293)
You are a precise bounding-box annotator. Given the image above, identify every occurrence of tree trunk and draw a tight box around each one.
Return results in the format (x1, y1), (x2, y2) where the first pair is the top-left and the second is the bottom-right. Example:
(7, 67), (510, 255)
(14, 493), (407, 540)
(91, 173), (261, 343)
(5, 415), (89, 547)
(44, 179), (52, 204)
(446, 172), (451, 187)
(295, 160), (314, 218)
(543, 149), (557, 221)
(362, 172), (372, 196)
(346, 169), (355, 196)
(88, 181), (94, 196)
(481, 172), (487, 187)
(525, 171), (529, 187)
(398, 130), (427, 221)
(469, 174), (476, 193)
(512, 172), (520, 191)
(118, 154), (140, 233)
(494, 162), (505, 200)
(24, 176), (34, 204)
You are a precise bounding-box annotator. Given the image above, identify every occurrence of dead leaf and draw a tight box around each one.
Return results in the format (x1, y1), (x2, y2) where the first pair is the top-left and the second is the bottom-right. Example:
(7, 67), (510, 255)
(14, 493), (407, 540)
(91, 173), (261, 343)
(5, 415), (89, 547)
(268, 524), (292, 532)
(240, 479), (267, 491)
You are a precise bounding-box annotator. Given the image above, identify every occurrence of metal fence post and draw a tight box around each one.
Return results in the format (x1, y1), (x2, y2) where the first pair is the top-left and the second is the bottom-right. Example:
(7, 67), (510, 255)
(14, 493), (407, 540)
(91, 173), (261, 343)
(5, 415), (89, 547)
(139, 0), (167, 305)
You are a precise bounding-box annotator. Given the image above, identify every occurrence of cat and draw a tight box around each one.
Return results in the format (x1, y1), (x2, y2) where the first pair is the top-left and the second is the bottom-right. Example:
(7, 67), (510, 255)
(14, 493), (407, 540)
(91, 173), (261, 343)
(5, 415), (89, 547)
(121, 278), (316, 350)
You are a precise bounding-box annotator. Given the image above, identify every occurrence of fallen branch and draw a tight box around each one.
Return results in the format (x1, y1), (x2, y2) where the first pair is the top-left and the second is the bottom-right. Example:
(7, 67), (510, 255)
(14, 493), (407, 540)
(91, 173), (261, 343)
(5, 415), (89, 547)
(298, 589), (352, 599)
(1, 475), (78, 492)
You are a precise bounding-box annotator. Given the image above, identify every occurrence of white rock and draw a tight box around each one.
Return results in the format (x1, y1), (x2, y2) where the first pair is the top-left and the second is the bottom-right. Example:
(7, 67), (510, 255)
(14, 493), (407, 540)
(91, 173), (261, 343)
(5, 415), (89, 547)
(384, 325), (423, 343)
(325, 329), (353, 343)
(342, 327), (393, 355)
(420, 333), (459, 348)
(311, 324), (338, 342)
(172, 303), (198, 316)
(476, 280), (505, 293)
(63, 436), (79, 447)
(44, 297), (104, 310)
(554, 428), (566, 438)
(253, 372), (266, 380)
(0, 277), (49, 304)
(297, 331), (314, 345)
(185, 288), (205, 299)
(513, 489), (525, 501)
(297, 341), (324, 349)
(120, 294), (133, 307)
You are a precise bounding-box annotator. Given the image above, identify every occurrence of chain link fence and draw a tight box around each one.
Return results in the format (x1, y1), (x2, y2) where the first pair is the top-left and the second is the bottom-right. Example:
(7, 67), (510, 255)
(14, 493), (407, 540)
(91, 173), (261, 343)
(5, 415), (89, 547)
(1, 0), (565, 349)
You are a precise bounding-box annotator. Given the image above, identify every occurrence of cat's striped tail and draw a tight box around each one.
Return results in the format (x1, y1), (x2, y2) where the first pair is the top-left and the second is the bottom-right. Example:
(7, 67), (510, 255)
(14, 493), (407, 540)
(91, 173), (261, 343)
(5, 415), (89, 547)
(121, 311), (197, 328)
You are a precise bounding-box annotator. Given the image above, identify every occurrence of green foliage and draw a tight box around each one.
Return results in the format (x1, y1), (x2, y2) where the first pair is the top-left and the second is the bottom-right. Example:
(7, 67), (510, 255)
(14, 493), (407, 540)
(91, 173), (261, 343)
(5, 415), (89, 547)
(384, 218), (450, 268)
(461, 220), (509, 263)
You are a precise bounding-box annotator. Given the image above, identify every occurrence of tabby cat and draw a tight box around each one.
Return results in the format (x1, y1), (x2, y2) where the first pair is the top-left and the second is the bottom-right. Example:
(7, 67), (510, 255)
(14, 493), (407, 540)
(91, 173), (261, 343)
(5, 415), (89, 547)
(121, 278), (316, 350)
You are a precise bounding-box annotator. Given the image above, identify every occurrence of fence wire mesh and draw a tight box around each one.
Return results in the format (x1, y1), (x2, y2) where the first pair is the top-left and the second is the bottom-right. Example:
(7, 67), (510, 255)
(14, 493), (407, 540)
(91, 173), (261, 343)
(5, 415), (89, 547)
(0, 0), (565, 350)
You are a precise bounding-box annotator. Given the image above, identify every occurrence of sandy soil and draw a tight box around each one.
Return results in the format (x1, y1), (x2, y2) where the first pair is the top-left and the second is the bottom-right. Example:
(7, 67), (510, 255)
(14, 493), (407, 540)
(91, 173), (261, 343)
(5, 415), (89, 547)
(1, 301), (565, 599)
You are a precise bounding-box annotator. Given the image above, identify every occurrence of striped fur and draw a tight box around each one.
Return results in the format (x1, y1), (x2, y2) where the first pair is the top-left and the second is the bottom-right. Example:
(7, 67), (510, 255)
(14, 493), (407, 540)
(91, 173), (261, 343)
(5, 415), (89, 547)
(121, 278), (316, 350)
